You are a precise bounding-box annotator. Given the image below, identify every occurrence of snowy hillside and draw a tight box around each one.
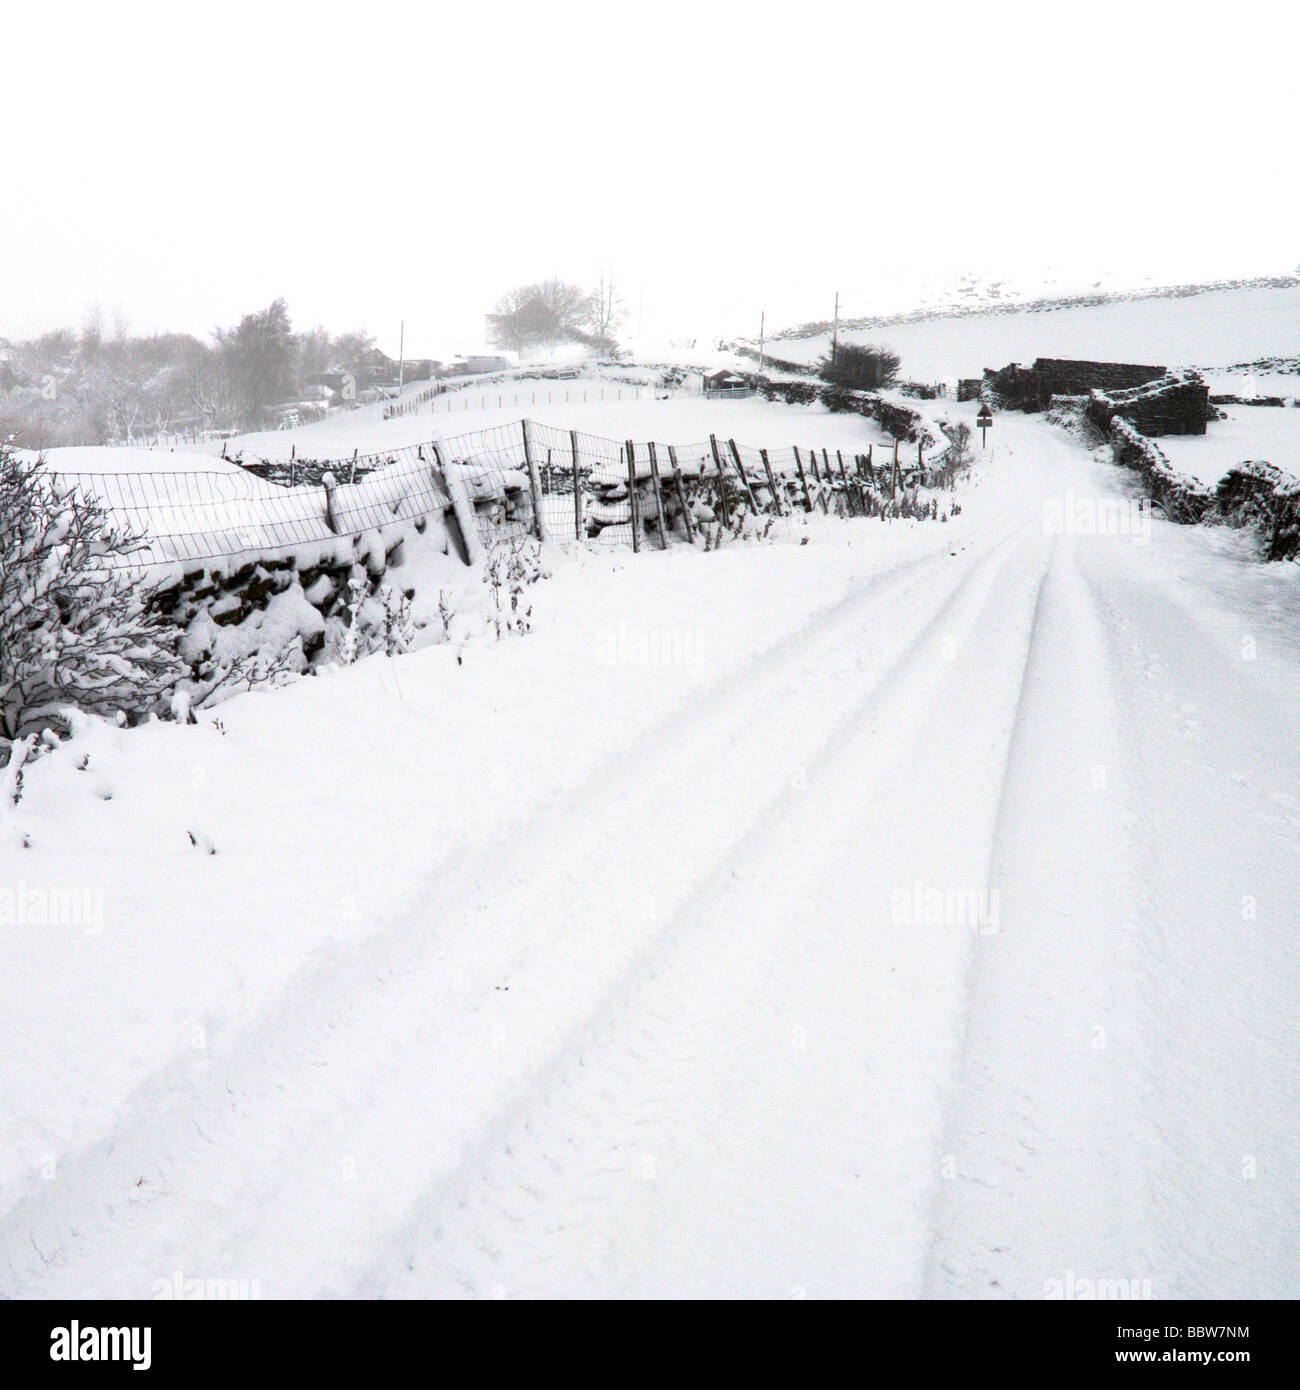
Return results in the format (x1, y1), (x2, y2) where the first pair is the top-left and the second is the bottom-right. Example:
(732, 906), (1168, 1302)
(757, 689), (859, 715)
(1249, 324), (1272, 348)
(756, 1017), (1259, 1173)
(760, 282), (1300, 389)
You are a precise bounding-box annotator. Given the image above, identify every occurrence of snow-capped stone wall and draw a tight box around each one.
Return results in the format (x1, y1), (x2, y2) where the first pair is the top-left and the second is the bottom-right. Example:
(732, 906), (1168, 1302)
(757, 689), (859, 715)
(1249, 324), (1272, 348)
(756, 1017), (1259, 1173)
(1104, 416), (1214, 522)
(1086, 370), (1211, 437)
(1214, 462), (1300, 561)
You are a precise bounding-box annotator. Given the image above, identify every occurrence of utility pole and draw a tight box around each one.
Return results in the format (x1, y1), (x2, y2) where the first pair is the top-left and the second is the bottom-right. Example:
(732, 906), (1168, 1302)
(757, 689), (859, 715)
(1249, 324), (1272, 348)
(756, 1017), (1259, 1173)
(759, 310), (765, 375)
(831, 291), (840, 366)
(397, 320), (405, 396)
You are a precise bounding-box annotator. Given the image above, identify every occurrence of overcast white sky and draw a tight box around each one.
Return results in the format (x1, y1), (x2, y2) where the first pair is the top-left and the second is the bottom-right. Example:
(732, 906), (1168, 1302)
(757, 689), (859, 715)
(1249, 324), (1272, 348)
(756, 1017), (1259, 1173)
(4, 0), (1296, 356)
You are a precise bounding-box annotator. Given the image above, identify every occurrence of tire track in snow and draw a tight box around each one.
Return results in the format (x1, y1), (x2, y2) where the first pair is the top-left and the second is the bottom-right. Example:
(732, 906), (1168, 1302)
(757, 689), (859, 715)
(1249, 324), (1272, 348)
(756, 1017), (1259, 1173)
(1, 514), (1035, 1297)
(353, 527), (1055, 1298)
(920, 531), (1157, 1299)
(1069, 538), (1300, 1297)
(920, 415), (1300, 1300)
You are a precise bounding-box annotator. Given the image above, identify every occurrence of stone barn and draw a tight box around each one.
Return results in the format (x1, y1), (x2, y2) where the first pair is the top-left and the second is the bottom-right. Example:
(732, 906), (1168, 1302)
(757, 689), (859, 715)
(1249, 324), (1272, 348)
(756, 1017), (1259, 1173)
(1033, 358), (1167, 397)
(1085, 370), (1212, 436)
(985, 357), (1168, 412)
(985, 356), (1209, 434)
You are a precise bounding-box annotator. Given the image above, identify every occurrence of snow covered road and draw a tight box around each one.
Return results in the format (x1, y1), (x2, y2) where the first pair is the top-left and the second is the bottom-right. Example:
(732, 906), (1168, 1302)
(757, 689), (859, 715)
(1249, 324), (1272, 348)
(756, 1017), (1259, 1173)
(4, 410), (1298, 1298)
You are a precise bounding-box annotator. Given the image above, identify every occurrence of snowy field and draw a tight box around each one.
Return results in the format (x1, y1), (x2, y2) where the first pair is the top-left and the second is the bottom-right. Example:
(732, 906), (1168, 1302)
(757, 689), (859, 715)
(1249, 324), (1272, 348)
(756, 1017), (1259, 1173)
(223, 384), (903, 463)
(1158, 404), (1300, 487)
(4, 406), (1300, 1298)
(762, 283), (1300, 384)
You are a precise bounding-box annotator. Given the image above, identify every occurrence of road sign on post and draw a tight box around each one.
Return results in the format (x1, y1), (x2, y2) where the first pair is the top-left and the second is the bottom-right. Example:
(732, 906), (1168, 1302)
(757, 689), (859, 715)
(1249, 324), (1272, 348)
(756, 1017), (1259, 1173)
(976, 403), (993, 448)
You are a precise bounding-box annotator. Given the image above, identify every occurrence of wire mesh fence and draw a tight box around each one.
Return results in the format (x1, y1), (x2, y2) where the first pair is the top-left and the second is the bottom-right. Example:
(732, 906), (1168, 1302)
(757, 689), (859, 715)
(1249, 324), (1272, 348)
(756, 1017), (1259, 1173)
(37, 418), (952, 573)
(427, 420), (941, 551)
(37, 443), (450, 572)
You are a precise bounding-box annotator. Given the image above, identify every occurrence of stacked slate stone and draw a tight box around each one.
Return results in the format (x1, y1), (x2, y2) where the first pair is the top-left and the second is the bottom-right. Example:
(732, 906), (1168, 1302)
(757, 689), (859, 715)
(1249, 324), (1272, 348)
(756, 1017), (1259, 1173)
(1104, 417), (1214, 522)
(1086, 370), (1211, 437)
(456, 464), (532, 540)
(585, 459), (636, 542)
(982, 362), (1046, 412)
(660, 455), (720, 535)
(1034, 358), (1165, 397)
(984, 359), (1171, 415)
(238, 456), (390, 487)
(586, 451), (738, 541)
(1215, 463), (1300, 561)
(148, 526), (418, 675)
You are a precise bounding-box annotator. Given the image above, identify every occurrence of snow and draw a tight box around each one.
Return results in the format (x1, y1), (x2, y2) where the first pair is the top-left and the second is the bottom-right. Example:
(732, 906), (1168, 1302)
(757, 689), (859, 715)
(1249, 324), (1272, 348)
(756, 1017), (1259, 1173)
(1202, 370), (1300, 401)
(31, 446), (248, 477)
(762, 283), (1300, 382)
(27, 438), (459, 580)
(223, 386), (901, 464)
(3, 406), (1299, 1299)
(1159, 404), (1300, 487)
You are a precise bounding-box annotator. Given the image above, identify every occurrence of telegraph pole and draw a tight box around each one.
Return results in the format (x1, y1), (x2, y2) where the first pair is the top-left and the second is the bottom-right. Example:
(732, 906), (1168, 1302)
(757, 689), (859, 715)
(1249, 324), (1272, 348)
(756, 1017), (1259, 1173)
(758, 310), (766, 375)
(397, 320), (405, 396)
(831, 291), (840, 366)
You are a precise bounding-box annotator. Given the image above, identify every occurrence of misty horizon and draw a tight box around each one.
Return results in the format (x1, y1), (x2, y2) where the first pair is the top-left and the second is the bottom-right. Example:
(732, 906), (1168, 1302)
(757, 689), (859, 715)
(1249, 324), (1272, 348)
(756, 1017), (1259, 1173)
(5, 2), (1296, 352)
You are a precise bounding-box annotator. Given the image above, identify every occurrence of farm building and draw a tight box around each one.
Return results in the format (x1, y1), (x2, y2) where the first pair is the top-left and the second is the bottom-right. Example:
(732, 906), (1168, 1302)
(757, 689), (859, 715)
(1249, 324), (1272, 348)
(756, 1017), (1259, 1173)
(985, 357), (1168, 412)
(702, 369), (750, 395)
(984, 356), (1209, 435)
(1033, 358), (1168, 397)
(460, 353), (516, 375)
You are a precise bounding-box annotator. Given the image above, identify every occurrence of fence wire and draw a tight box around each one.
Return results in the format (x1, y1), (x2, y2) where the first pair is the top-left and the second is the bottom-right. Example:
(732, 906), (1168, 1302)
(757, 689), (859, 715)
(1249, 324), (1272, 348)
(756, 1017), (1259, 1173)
(38, 418), (942, 572)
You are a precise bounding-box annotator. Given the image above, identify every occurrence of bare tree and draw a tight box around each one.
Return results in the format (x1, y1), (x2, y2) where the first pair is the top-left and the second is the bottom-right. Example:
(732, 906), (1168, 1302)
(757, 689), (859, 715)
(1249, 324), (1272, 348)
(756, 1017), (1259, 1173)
(82, 349), (151, 441)
(296, 325), (334, 382)
(331, 329), (378, 387)
(212, 298), (296, 428)
(488, 278), (590, 352)
(532, 277), (588, 330)
(585, 270), (627, 354)
(187, 357), (238, 432)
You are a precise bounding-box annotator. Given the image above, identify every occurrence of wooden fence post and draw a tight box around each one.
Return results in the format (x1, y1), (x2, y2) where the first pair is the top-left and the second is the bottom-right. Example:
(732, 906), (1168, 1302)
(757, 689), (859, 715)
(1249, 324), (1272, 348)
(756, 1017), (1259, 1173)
(647, 441), (670, 549)
(322, 472), (339, 534)
(727, 439), (760, 512)
(793, 445), (813, 513)
(821, 449), (842, 516)
(432, 442), (481, 565)
(760, 449), (784, 516)
(709, 435), (731, 527)
(807, 447), (828, 513)
(668, 444), (695, 543)
(521, 419), (548, 542)
(626, 441), (641, 553)
(570, 428), (583, 541)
